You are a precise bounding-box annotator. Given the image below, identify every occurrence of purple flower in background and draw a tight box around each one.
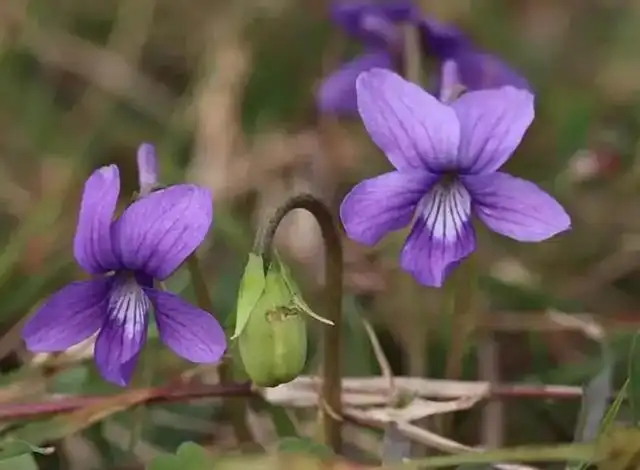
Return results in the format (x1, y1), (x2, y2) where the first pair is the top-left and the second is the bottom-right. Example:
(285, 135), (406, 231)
(340, 69), (570, 287)
(318, 0), (418, 115)
(422, 16), (531, 95)
(22, 144), (226, 386)
(317, 0), (529, 115)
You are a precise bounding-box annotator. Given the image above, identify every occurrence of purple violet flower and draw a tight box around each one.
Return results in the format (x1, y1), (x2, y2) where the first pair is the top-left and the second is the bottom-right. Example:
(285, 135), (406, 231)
(317, 1), (530, 116)
(317, 0), (417, 115)
(22, 144), (227, 386)
(423, 15), (531, 94)
(340, 69), (570, 287)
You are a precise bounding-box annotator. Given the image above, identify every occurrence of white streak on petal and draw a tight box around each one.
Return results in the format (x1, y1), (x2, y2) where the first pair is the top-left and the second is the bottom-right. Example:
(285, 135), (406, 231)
(401, 180), (475, 287)
(94, 275), (150, 386)
(419, 181), (472, 242)
(108, 279), (150, 340)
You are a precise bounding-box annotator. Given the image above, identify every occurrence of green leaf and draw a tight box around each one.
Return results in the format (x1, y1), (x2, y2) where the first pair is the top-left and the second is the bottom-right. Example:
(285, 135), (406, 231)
(274, 252), (333, 326)
(175, 443), (214, 468)
(232, 253), (266, 339)
(599, 379), (628, 434)
(628, 332), (640, 425)
(50, 365), (90, 394)
(147, 442), (215, 470)
(277, 437), (334, 460)
(0, 440), (53, 460)
(0, 454), (39, 470)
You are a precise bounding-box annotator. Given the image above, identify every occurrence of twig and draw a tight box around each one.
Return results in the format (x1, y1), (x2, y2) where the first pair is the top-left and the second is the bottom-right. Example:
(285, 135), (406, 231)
(0, 374), (620, 423)
(361, 317), (395, 403)
(546, 310), (605, 341)
(482, 311), (640, 333)
(264, 376), (607, 405)
(0, 383), (254, 421)
(345, 410), (541, 470)
(479, 330), (503, 448)
(14, 23), (174, 121)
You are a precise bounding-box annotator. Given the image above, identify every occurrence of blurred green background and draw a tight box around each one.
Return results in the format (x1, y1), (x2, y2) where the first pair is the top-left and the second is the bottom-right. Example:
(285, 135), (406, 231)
(1, 0), (640, 468)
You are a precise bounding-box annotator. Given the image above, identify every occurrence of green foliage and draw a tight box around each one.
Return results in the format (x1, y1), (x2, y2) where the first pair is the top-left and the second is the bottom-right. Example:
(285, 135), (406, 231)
(277, 437), (334, 460)
(232, 253), (267, 340)
(628, 333), (640, 425)
(147, 443), (215, 470)
(0, 440), (53, 461)
(0, 454), (39, 470)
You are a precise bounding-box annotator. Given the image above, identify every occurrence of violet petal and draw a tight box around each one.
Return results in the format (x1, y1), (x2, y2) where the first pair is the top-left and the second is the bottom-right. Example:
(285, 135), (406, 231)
(418, 17), (470, 57)
(318, 51), (393, 116)
(340, 170), (438, 245)
(463, 172), (571, 242)
(73, 165), (121, 274)
(113, 184), (213, 280)
(137, 143), (159, 196)
(451, 86), (534, 174)
(400, 181), (476, 287)
(144, 287), (226, 363)
(22, 278), (110, 352)
(439, 59), (462, 102)
(356, 68), (460, 172)
(455, 49), (531, 93)
(331, 0), (418, 46)
(94, 277), (150, 386)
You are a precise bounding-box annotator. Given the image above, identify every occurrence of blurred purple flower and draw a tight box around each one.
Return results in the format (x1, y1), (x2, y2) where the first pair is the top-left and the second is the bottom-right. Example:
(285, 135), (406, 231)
(340, 69), (570, 287)
(317, 1), (530, 115)
(318, 0), (417, 115)
(22, 144), (226, 386)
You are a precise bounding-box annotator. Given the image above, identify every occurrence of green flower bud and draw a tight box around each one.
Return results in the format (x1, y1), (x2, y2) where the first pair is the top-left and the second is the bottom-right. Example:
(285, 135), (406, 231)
(233, 253), (324, 387)
(238, 303), (307, 387)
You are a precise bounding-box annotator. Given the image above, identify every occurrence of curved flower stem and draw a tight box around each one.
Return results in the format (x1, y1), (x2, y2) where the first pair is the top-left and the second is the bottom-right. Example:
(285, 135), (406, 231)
(254, 193), (344, 454)
(186, 254), (255, 446)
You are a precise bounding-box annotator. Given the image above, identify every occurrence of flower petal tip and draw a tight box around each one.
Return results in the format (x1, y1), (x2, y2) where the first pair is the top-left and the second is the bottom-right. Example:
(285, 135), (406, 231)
(465, 173), (571, 243)
(74, 166), (121, 274)
(145, 288), (227, 364)
(355, 67), (396, 91)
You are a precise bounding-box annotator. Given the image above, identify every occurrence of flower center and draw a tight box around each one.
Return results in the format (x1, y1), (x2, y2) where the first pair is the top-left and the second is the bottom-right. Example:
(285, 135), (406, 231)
(107, 272), (150, 338)
(417, 178), (472, 242)
(439, 172), (458, 187)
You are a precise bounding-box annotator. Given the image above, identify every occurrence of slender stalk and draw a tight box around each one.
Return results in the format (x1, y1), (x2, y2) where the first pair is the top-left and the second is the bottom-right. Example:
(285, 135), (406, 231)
(402, 24), (422, 85)
(186, 254), (255, 446)
(391, 442), (595, 469)
(127, 348), (154, 454)
(253, 193), (344, 454)
(439, 255), (480, 438)
(0, 383), (253, 421)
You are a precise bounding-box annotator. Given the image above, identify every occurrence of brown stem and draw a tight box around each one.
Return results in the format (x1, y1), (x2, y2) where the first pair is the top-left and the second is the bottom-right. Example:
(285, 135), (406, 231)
(254, 193), (344, 454)
(0, 382), (253, 421)
(0, 379), (619, 423)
